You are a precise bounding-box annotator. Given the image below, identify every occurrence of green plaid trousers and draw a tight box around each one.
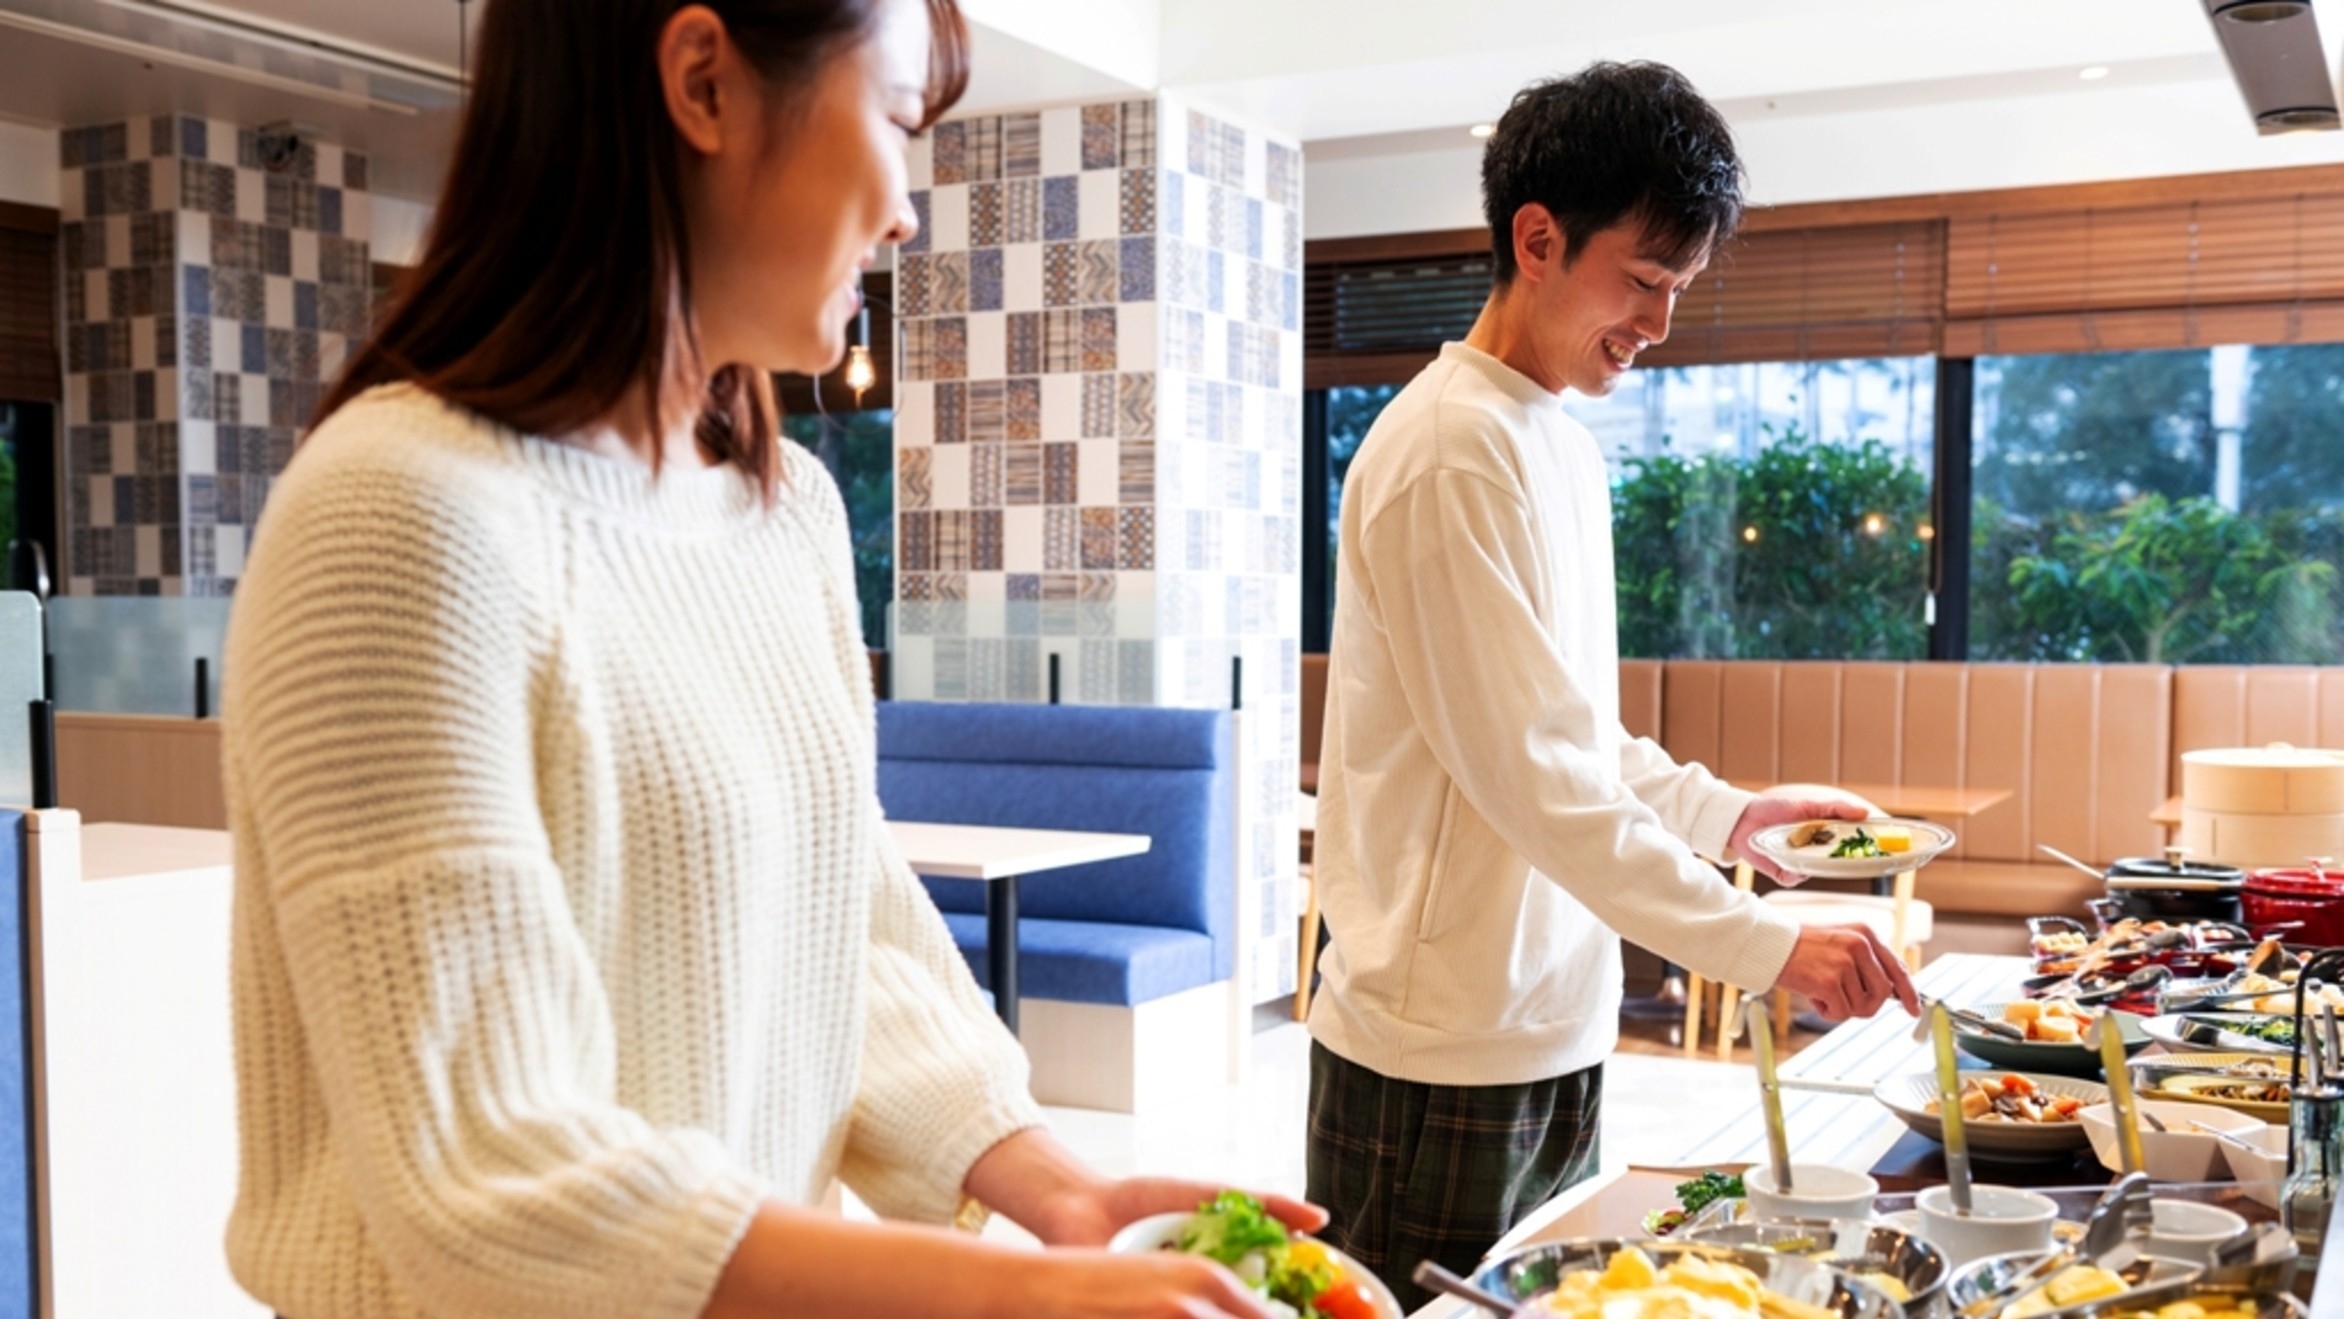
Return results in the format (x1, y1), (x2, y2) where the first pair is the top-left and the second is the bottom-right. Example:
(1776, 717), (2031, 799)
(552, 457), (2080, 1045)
(1305, 1041), (1602, 1312)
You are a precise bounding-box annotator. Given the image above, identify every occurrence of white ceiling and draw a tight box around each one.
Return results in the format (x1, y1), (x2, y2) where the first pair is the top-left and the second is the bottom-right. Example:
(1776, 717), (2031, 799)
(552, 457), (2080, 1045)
(1, 0), (2341, 220)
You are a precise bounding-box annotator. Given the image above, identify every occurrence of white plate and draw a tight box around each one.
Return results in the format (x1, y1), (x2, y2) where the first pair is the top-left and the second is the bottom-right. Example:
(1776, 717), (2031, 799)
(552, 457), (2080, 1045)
(1747, 818), (1956, 881)
(2140, 1013), (2299, 1057)
(1108, 1211), (1405, 1319)
(1872, 1071), (2104, 1161)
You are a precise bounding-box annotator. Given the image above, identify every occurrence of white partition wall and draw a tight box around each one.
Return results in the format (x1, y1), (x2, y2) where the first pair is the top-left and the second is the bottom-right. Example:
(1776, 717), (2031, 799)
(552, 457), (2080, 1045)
(889, 96), (1305, 1004)
(24, 814), (260, 1319)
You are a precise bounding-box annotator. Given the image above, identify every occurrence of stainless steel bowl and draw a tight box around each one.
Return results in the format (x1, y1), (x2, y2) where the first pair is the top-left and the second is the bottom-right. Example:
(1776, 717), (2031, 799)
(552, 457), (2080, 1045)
(1467, 1237), (1902, 1319)
(1684, 1218), (1948, 1318)
(1943, 1249), (2200, 1317)
(1989, 1277), (2307, 1318)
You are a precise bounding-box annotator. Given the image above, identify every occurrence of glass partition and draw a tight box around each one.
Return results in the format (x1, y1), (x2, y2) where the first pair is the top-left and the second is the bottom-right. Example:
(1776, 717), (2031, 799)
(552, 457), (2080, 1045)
(45, 597), (231, 717)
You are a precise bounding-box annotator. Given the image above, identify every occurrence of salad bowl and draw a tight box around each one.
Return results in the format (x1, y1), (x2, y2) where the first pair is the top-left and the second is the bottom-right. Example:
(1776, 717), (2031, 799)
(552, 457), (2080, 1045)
(1108, 1195), (1402, 1319)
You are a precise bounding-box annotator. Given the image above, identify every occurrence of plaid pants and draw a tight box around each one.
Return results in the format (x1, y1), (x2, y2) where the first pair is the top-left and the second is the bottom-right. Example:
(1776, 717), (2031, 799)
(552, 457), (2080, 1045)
(1306, 1042), (1602, 1312)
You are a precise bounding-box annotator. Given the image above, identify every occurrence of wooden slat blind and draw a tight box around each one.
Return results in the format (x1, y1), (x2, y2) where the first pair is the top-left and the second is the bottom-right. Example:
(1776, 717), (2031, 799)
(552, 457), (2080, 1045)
(1943, 192), (2344, 355)
(0, 226), (60, 402)
(1644, 220), (1945, 368)
(1303, 243), (1491, 389)
(1304, 220), (1946, 387)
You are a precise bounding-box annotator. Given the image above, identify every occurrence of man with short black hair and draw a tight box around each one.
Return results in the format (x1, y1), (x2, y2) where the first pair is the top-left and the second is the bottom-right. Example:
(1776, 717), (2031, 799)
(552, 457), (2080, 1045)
(1306, 61), (1920, 1306)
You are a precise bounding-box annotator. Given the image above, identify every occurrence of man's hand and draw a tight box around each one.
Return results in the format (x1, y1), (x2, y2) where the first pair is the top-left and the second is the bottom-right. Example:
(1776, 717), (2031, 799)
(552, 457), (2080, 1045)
(1772, 923), (1919, 1020)
(1726, 796), (1870, 886)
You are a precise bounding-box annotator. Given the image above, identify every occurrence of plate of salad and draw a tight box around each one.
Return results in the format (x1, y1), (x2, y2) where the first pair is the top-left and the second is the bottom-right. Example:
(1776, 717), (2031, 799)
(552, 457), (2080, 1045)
(1108, 1190), (1403, 1319)
(1745, 818), (1955, 881)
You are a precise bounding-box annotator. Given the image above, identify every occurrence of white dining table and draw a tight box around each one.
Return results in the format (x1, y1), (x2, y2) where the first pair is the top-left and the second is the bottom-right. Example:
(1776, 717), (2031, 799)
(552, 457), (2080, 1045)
(887, 820), (1150, 1033)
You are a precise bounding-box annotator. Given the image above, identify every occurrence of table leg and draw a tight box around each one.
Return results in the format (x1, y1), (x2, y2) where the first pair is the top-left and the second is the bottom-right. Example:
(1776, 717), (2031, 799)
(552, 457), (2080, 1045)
(987, 873), (1020, 1035)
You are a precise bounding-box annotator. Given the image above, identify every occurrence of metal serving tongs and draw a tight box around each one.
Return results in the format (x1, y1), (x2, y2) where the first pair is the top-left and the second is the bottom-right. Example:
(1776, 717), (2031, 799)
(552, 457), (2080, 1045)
(1953, 1173), (2154, 1319)
(2161, 937), (2296, 1013)
(1911, 997), (2026, 1043)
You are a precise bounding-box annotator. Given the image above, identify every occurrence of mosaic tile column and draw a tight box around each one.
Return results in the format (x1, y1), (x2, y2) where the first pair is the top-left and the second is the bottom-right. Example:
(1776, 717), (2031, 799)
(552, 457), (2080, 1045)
(58, 116), (372, 595)
(890, 97), (1305, 1001)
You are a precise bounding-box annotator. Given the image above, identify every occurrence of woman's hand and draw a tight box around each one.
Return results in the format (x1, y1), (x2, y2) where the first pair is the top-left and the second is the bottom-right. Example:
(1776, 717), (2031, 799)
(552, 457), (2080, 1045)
(1026, 1175), (1327, 1248)
(964, 1128), (1326, 1249)
(1008, 1250), (1289, 1319)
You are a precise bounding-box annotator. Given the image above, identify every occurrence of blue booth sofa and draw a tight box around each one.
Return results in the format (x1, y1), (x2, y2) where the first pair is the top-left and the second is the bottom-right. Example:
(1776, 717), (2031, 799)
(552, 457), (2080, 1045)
(875, 701), (1242, 1112)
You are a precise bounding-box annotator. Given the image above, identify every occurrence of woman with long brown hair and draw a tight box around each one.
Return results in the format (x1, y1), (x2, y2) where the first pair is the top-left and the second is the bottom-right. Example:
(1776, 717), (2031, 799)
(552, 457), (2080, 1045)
(219, 2), (1312, 1315)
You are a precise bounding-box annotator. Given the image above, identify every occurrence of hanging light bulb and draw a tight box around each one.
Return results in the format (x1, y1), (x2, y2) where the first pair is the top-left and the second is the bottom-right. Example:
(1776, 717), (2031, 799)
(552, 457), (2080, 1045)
(843, 343), (876, 403)
(842, 273), (875, 406)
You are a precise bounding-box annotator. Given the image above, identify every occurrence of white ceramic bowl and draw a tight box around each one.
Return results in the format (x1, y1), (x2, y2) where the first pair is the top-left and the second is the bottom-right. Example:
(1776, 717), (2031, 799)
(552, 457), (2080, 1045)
(1743, 1163), (1881, 1223)
(1872, 1071), (2105, 1160)
(1106, 1212), (1405, 1319)
(2214, 1123), (2290, 1208)
(2143, 1198), (2250, 1264)
(2076, 1100), (2265, 1183)
(1914, 1184), (2059, 1268)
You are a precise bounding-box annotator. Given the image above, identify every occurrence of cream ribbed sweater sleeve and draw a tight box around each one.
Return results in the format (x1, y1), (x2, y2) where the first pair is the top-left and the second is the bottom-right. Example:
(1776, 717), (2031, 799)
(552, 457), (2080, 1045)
(1361, 465), (1798, 992)
(224, 449), (763, 1319)
(841, 819), (1045, 1220)
(791, 458), (1046, 1222)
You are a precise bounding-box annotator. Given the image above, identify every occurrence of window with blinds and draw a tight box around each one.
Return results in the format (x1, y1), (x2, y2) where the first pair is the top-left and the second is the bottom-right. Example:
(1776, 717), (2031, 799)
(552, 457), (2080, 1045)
(1646, 220), (1945, 368)
(1943, 191), (2344, 355)
(0, 220), (60, 403)
(1303, 220), (1946, 387)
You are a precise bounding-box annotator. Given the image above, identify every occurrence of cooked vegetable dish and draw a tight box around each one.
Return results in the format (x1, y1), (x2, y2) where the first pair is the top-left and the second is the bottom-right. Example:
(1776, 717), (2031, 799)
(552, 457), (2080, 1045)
(1995, 998), (2101, 1044)
(1924, 1072), (2085, 1123)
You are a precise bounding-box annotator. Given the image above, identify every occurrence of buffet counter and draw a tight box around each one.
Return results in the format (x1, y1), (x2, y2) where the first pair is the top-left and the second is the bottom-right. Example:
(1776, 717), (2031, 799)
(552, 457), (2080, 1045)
(1405, 952), (2330, 1318)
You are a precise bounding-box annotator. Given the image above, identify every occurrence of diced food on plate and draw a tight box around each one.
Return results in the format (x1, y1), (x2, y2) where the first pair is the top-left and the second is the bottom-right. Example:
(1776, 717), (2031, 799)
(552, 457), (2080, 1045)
(1997, 999), (2099, 1043)
(1923, 1073), (2085, 1123)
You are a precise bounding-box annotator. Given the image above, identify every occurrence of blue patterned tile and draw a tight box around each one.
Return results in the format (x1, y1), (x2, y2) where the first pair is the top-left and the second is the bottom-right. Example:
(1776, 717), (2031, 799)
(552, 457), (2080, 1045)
(970, 246), (1003, 311)
(1246, 198), (1263, 261)
(902, 191), (932, 254)
(1207, 250), (1225, 314)
(1044, 176), (1079, 241)
(1119, 236), (1154, 302)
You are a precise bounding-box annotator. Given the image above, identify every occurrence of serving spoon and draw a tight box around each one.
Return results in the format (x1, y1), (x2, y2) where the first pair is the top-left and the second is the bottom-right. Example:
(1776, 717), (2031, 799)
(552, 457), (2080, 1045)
(1410, 1261), (1515, 1317)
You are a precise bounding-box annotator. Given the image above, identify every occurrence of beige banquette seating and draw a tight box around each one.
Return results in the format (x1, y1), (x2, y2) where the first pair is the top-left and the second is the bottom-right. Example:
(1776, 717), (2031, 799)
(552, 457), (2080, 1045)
(1295, 659), (2344, 955)
(1653, 660), (2170, 930)
(2169, 665), (2344, 781)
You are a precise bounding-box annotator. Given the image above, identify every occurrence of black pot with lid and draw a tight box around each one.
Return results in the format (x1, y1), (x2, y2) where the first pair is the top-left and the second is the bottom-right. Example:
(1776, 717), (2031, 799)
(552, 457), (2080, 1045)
(2105, 845), (2246, 923)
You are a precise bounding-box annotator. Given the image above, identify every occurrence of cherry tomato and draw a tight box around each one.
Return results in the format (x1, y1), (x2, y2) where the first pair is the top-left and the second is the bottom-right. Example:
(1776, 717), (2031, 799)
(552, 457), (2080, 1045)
(1316, 1277), (1378, 1319)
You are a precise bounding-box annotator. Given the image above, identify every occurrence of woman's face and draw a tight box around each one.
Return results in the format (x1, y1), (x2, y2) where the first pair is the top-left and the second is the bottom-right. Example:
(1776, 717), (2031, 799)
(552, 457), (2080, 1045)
(679, 0), (929, 377)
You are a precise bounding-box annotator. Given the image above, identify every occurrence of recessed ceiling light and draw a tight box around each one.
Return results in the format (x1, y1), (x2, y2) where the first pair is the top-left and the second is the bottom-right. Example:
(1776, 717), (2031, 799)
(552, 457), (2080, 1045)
(2213, 0), (2311, 22)
(1469, 123), (1496, 138)
(2079, 65), (2111, 81)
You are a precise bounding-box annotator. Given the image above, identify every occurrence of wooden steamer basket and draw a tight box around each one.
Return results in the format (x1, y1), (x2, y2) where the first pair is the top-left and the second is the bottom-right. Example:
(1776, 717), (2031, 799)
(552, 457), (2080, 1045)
(2178, 746), (2344, 869)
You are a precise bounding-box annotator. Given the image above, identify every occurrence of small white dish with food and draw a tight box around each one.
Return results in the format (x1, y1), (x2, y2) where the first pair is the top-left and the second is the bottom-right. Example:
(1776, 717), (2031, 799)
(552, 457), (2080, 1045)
(1745, 818), (1956, 881)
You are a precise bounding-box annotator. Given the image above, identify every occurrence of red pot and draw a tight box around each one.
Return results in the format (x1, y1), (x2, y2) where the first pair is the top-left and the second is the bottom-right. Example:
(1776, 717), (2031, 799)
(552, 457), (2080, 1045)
(2242, 866), (2344, 946)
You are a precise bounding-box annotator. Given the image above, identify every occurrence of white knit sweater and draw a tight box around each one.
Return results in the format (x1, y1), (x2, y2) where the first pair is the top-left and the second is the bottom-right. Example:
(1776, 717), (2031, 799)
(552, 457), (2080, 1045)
(1309, 343), (1800, 1088)
(221, 384), (1041, 1319)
